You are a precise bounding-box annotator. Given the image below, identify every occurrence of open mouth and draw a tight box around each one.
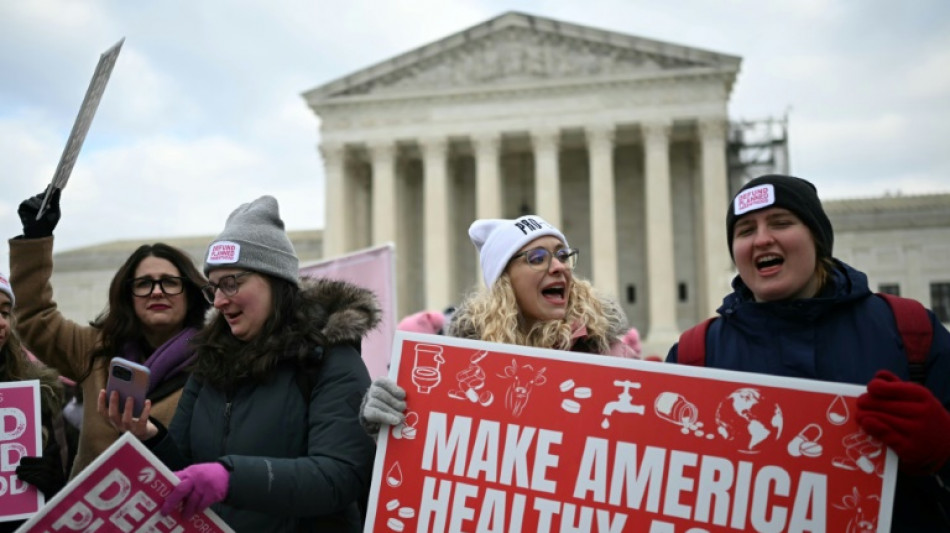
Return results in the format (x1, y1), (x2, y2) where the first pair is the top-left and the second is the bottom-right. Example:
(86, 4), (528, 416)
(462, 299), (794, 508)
(541, 284), (566, 302)
(755, 254), (784, 270)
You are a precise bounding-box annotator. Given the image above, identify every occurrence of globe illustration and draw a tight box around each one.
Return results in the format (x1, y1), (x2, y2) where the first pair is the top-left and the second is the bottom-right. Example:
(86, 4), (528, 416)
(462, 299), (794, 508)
(715, 388), (783, 453)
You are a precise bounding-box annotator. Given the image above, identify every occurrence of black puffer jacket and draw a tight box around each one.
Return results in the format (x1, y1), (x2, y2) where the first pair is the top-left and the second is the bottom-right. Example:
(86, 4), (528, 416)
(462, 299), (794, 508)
(151, 279), (380, 532)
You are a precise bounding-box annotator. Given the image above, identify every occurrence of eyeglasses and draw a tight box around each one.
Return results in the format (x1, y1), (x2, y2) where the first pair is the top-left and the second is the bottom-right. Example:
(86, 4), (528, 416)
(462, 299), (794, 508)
(510, 247), (578, 271)
(201, 272), (253, 304)
(130, 276), (186, 297)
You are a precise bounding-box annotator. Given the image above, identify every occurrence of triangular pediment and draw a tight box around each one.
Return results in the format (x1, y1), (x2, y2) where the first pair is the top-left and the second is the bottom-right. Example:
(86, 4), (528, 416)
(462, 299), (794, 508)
(304, 12), (741, 102)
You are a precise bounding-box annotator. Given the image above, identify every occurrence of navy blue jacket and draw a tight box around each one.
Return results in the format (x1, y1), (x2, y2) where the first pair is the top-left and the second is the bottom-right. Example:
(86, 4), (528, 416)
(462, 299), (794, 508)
(668, 260), (950, 531)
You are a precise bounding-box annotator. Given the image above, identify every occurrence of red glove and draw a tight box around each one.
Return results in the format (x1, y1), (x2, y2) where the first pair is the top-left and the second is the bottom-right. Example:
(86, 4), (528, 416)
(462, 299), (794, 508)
(856, 370), (950, 475)
(162, 462), (230, 518)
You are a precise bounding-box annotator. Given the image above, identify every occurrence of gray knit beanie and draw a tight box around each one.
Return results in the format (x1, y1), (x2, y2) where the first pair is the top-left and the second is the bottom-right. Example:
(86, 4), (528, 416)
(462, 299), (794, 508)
(204, 195), (299, 286)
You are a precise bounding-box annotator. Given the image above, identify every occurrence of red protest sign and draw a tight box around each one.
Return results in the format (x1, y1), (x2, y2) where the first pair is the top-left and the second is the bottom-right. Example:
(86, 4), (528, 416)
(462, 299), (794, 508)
(1, 380), (43, 523)
(17, 433), (233, 532)
(365, 333), (897, 533)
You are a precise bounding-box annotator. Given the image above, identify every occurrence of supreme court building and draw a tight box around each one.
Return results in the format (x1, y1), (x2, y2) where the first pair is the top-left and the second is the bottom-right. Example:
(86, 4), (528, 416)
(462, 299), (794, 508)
(303, 12), (742, 351)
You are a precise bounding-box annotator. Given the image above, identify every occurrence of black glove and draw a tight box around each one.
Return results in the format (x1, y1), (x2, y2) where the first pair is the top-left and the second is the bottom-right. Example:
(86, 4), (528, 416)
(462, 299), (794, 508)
(18, 188), (62, 239)
(16, 448), (66, 497)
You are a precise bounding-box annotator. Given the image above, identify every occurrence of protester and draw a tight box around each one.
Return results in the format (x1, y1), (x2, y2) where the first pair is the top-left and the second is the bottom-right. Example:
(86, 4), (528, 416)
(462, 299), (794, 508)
(362, 214), (638, 433)
(667, 174), (950, 531)
(101, 195), (379, 531)
(8, 189), (210, 478)
(0, 273), (67, 533)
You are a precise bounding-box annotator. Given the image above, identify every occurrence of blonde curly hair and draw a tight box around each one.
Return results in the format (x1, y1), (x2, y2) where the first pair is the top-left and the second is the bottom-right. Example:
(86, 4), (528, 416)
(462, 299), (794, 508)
(451, 273), (625, 354)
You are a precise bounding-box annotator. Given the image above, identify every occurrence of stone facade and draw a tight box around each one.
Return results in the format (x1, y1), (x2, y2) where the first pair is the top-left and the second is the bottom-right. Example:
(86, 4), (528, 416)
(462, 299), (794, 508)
(302, 12), (741, 354)
(826, 194), (950, 324)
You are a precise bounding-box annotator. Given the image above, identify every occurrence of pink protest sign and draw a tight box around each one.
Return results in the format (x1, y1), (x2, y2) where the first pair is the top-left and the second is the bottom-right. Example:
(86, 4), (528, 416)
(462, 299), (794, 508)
(365, 332), (898, 533)
(299, 243), (396, 379)
(17, 433), (233, 532)
(0, 380), (43, 523)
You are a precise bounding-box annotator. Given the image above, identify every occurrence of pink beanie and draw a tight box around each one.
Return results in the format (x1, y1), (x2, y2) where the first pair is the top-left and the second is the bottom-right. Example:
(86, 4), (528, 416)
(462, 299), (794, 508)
(397, 310), (445, 335)
(622, 328), (642, 356)
(0, 272), (13, 307)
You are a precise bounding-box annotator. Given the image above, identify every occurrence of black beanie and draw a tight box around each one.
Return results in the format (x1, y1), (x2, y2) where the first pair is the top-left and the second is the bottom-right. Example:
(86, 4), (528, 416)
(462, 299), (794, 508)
(726, 175), (834, 260)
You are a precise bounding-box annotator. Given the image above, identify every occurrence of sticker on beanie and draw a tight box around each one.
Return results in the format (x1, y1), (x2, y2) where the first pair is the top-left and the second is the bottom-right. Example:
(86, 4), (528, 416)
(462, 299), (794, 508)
(734, 184), (775, 216)
(207, 241), (241, 264)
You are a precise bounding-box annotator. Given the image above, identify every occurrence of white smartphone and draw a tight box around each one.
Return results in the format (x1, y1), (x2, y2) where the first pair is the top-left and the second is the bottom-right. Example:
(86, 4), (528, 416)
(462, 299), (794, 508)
(105, 357), (151, 417)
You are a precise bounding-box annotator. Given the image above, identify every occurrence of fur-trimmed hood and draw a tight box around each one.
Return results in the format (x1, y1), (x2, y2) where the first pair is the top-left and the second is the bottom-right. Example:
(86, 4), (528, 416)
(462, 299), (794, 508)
(448, 290), (629, 350)
(304, 277), (382, 345)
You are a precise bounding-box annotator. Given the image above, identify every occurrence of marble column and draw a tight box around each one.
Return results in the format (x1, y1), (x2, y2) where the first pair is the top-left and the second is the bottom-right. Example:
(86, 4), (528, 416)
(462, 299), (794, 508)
(369, 141), (398, 246)
(698, 118), (733, 317)
(532, 127), (561, 228)
(421, 136), (452, 310)
(587, 124), (619, 296)
(473, 133), (502, 220)
(320, 142), (347, 259)
(642, 121), (679, 346)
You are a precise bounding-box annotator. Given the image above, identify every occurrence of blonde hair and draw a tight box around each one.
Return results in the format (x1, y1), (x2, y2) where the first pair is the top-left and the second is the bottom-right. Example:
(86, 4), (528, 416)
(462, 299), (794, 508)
(452, 274), (623, 354)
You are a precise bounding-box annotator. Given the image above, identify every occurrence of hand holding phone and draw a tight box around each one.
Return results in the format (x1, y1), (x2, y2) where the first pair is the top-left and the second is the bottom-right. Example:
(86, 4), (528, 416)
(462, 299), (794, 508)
(105, 357), (150, 418)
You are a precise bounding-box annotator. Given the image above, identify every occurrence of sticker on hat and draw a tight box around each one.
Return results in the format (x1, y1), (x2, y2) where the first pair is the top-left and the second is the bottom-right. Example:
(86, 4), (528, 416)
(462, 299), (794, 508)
(734, 184), (775, 216)
(206, 241), (241, 264)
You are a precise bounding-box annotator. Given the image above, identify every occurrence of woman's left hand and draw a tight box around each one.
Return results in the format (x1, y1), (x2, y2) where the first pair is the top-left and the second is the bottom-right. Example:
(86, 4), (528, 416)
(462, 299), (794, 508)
(97, 389), (158, 440)
(162, 462), (230, 518)
(857, 370), (950, 474)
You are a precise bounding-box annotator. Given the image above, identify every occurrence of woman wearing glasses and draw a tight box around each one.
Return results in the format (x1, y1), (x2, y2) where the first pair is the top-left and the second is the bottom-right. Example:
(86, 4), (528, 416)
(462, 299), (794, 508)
(9, 189), (209, 478)
(102, 196), (379, 532)
(362, 214), (637, 434)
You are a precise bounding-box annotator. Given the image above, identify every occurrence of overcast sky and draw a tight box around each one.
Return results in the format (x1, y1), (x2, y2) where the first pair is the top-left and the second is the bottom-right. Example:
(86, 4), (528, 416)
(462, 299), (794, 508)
(2, 1), (949, 272)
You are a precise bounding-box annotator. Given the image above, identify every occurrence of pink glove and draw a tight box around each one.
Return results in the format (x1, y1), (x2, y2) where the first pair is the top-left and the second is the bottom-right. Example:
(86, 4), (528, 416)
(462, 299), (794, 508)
(162, 462), (230, 518)
(856, 370), (950, 475)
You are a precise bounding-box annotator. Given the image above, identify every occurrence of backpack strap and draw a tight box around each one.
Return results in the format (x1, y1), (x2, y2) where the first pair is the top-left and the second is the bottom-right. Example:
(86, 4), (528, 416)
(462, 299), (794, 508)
(876, 293), (933, 384)
(678, 317), (716, 366)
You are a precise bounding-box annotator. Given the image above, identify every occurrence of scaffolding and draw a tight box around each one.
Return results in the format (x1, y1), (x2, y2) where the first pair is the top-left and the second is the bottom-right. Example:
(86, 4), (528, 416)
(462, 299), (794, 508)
(727, 115), (790, 194)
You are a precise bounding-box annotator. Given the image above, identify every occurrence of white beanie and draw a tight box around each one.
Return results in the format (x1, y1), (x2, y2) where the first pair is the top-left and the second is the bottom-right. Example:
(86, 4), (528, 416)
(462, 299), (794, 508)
(469, 215), (568, 287)
(0, 272), (13, 307)
(205, 195), (300, 286)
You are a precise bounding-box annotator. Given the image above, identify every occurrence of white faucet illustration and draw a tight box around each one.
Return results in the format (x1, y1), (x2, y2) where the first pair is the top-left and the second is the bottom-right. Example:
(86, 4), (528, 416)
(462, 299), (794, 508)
(603, 380), (646, 416)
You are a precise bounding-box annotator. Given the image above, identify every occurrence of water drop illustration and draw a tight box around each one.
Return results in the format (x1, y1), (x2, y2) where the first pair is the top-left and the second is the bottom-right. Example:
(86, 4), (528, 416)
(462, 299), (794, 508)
(827, 395), (849, 425)
(386, 462), (404, 487)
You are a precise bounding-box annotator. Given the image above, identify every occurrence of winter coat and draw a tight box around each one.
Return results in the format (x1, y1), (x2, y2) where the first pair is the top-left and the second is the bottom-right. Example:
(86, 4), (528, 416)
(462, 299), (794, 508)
(8, 236), (183, 478)
(150, 278), (380, 532)
(448, 291), (638, 358)
(667, 260), (950, 531)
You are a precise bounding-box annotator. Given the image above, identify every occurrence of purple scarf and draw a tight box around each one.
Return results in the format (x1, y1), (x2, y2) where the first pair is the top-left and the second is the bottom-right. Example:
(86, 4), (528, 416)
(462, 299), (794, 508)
(119, 327), (199, 395)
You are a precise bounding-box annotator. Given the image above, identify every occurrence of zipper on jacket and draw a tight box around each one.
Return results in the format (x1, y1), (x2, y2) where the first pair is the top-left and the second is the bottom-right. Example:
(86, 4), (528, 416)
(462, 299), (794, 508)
(222, 390), (233, 451)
